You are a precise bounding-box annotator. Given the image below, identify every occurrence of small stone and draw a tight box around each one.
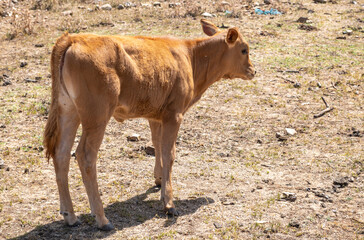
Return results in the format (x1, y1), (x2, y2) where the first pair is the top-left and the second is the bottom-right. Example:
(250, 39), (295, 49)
(257, 139), (263, 144)
(293, 82), (301, 88)
(35, 43), (44, 48)
(262, 179), (274, 185)
(298, 24), (318, 31)
(25, 78), (38, 83)
(100, 4), (112, 11)
(264, 0), (272, 4)
(214, 222), (222, 229)
(343, 29), (353, 35)
(276, 132), (288, 141)
(333, 177), (350, 188)
(289, 221), (300, 228)
(257, 185), (263, 189)
(141, 3), (152, 8)
(0, 158), (5, 169)
(153, 2), (161, 7)
(297, 17), (309, 23)
(221, 1), (231, 5)
(24, 168), (29, 174)
(0, 125), (6, 128)
(62, 10), (73, 16)
(127, 134), (141, 142)
(117, 4), (124, 9)
(282, 192), (297, 202)
(336, 36), (346, 40)
(285, 128), (297, 136)
(124, 2), (136, 8)
(20, 62), (28, 68)
(144, 145), (155, 156)
(314, 0), (327, 3)
(256, 220), (268, 224)
(201, 12), (213, 18)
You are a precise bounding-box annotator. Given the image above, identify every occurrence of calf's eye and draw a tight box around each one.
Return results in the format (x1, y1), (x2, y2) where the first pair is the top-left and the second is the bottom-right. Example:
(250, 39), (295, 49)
(241, 49), (247, 55)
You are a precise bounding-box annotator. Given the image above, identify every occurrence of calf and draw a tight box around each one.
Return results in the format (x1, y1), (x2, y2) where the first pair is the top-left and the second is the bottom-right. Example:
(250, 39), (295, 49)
(44, 19), (255, 230)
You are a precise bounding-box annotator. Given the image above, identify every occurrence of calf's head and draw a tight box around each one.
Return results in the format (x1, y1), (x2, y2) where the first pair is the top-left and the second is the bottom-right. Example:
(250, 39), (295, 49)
(201, 19), (256, 80)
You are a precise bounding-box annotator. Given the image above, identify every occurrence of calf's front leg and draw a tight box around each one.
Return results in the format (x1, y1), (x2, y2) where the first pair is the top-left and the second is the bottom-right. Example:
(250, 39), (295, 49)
(160, 113), (182, 216)
(149, 120), (162, 186)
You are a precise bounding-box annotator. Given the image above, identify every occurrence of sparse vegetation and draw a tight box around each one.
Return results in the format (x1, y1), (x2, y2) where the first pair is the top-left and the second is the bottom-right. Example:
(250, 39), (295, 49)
(0, 0), (363, 239)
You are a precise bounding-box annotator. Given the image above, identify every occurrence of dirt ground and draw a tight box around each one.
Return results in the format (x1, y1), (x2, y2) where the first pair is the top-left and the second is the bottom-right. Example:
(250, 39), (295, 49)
(0, 0), (363, 239)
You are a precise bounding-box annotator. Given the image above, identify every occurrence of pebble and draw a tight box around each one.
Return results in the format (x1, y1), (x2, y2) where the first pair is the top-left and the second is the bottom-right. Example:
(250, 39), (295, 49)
(124, 2), (136, 8)
(201, 12), (214, 18)
(221, 1), (231, 5)
(264, 0), (272, 4)
(100, 4), (112, 11)
(213, 222), (222, 229)
(293, 82), (301, 88)
(282, 192), (297, 202)
(289, 221), (300, 228)
(25, 78), (38, 83)
(297, 17), (309, 23)
(144, 145), (155, 156)
(62, 10), (73, 16)
(141, 3), (152, 8)
(127, 134), (141, 142)
(0, 158), (6, 169)
(314, 0), (327, 3)
(285, 128), (297, 136)
(20, 61), (28, 68)
(35, 43), (44, 48)
(275, 132), (288, 141)
(117, 4), (124, 9)
(333, 176), (351, 188)
(298, 24), (318, 31)
(343, 29), (353, 35)
(153, 2), (161, 7)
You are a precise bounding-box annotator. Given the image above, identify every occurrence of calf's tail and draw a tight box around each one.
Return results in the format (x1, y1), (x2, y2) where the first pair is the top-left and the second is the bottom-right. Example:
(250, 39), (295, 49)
(44, 32), (72, 160)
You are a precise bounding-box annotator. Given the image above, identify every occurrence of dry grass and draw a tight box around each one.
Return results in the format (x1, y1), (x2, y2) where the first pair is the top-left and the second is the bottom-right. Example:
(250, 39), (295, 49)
(0, 0), (363, 239)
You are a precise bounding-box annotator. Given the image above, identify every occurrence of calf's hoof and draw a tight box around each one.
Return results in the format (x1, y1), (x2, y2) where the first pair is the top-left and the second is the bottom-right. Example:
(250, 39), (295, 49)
(166, 207), (179, 216)
(155, 178), (161, 187)
(67, 219), (81, 227)
(98, 222), (115, 231)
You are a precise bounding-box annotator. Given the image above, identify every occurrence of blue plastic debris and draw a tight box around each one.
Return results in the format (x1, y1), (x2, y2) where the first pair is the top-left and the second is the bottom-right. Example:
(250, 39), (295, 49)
(255, 8), (282, 15)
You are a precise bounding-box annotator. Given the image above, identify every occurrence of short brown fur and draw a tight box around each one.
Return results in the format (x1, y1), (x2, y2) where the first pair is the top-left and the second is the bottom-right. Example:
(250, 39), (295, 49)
(44, 19), (255, 230)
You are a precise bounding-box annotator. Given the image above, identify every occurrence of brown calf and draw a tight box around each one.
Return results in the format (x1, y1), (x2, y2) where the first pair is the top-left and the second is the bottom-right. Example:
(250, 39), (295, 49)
(44, 19), (255, 230)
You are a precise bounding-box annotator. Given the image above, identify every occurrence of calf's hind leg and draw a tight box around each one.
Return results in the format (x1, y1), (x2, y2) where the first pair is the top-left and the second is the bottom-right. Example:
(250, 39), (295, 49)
(75, 119), (114, 231)
(54, 95), (80, 226)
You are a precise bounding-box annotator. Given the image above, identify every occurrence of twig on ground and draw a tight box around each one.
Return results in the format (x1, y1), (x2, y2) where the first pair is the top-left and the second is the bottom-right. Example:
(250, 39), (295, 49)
(314, 97), (334, 118)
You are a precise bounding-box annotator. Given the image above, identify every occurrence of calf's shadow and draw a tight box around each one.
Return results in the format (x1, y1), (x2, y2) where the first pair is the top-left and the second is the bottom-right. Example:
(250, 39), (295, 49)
(12, 186), (214, 240)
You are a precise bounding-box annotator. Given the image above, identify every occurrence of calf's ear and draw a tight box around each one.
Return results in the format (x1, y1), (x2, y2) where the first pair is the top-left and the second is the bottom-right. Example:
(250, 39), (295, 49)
(200, 19), (220, 36)
(226, 28), (239, 44)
